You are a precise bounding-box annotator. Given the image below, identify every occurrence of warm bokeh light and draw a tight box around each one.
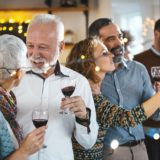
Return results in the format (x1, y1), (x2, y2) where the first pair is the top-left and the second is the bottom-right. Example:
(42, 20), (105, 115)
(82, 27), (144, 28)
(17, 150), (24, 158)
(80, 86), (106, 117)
(2, 26), (7, 31)
(24, 32), (27, 37)
(153, 133), (160, 140)
(95, 66), (100, 72)
(80, 55), (85, 60)
(18, 25), (23, 30)
(110, 139), (119, 150)
(9, 18), (14, 23)
(9, 27), (14, 31)
(18, 29), (23, 34)
(123, 37), (128, 43)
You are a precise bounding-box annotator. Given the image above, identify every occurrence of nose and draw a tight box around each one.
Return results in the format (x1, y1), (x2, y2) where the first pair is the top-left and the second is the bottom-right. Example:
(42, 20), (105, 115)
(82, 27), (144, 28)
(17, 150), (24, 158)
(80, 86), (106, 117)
(115, 36), (123, 46)
(28, 46), (40, 58)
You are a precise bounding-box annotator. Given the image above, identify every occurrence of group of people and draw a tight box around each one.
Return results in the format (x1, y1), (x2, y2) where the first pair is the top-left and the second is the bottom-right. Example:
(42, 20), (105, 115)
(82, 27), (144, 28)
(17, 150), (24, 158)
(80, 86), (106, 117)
(0, 13), (159, 160)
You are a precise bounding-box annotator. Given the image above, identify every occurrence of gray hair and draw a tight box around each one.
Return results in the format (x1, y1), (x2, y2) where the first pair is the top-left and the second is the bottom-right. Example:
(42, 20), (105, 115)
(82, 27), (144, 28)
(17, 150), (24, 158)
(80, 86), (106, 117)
(0, 34), (27, 79)
(27, 14), (64, 42)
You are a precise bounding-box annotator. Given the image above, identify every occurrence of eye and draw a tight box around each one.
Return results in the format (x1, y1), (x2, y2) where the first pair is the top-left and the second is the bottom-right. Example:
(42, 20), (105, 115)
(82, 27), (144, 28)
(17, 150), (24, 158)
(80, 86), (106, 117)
(27, 44), (34, 49)
(102, 51), (109, 56)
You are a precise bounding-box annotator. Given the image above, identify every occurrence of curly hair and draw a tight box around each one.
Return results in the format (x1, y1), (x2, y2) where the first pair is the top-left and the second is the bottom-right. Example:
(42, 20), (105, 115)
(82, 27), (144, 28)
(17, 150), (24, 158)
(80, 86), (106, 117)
(66, 37), (101, 83)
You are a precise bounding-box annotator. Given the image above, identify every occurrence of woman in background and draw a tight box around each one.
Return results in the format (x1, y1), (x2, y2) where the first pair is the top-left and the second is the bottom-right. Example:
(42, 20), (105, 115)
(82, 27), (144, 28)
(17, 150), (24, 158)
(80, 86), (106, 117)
(66, 37), (160, 160)
(0, 34), (46, 160)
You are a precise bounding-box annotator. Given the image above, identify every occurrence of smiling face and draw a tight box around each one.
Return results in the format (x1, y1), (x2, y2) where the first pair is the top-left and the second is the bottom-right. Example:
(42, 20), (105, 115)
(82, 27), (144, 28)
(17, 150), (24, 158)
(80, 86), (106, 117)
(99, 23), (124, 64)
(26, 23), (62, 72)
(94, 40), (115, 74)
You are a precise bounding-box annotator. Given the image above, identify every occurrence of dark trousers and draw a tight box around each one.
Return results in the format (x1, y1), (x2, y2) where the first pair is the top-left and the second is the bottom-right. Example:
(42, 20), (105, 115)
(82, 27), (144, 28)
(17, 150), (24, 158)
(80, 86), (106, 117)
(145, 135), (160, 160)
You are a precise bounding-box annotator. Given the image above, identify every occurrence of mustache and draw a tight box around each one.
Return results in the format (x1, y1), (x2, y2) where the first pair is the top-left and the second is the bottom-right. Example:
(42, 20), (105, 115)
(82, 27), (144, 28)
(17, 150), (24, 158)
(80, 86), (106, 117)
(28, 56), (46, 63)
(110, 45), (124, 55)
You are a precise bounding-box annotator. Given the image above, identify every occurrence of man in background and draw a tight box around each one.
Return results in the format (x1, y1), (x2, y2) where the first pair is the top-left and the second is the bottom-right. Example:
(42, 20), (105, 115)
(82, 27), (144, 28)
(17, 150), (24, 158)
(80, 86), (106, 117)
(134, 19), (160, 160)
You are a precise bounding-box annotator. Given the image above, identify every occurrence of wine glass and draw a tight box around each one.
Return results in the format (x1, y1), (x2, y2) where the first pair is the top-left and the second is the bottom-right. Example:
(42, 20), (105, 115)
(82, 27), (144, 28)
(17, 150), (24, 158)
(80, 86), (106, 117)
(151, 66), (160, 81)
(32, 107), (49, 153)
(151, 66), (160, 91)
(60, 77), (76, 114)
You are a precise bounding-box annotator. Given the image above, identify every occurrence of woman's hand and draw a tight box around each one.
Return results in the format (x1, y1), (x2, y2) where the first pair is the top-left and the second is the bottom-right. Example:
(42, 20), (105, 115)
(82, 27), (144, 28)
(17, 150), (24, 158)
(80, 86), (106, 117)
(7, 126), (46, 160)
(18, 126), (46, 157)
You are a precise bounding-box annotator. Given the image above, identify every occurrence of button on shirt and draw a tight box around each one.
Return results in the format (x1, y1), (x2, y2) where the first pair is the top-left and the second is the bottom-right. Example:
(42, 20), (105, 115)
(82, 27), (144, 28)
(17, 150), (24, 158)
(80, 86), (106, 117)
(101, 59), (154, 146)
(13, 64), (98, 160)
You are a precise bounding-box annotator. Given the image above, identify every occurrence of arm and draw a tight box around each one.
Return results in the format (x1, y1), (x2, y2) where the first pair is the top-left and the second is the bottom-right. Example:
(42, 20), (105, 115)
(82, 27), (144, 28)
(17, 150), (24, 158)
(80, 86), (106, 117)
(72, 77), (98, 149)
(93, 94), (147, 128)
(6, 126), (46, 160)
(94, 92), (160, 128)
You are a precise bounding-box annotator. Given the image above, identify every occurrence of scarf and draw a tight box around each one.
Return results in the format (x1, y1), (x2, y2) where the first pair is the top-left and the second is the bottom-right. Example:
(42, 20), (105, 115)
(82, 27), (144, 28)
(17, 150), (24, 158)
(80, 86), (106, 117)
(0, 87), (23, 144)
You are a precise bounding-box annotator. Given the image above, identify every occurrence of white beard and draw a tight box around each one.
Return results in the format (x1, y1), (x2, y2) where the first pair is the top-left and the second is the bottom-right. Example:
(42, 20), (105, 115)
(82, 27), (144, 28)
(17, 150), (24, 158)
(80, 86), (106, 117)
(27, 50), (59, 74)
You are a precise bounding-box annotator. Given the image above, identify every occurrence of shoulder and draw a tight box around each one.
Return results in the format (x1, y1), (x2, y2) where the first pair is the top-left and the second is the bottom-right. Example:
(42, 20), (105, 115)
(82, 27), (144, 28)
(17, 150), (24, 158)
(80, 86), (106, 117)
(127, 60), (147, 70)
(134, 49), (152, 60)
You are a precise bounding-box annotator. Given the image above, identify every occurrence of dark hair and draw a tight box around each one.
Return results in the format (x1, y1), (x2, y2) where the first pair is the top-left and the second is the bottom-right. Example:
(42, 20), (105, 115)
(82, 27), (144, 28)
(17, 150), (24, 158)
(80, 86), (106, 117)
(88, 18), (112, 37)
(66, 37), (101, 83)
(154, 19), (160, 32)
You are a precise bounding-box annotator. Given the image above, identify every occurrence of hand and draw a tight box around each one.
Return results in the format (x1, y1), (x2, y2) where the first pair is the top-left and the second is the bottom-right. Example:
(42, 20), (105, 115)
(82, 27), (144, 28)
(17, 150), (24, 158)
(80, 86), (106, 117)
(88, 80), (101, 95)
(61, 96), (87, 119)
(154, 81), (160, 92)
(18, 126), (46, 156)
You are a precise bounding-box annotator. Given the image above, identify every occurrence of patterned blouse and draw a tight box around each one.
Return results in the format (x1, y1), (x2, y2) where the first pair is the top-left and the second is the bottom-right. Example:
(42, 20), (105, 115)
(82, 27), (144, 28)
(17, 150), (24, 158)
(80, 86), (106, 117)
(72, 94), (147, 160)
(0, 87), (23, 145)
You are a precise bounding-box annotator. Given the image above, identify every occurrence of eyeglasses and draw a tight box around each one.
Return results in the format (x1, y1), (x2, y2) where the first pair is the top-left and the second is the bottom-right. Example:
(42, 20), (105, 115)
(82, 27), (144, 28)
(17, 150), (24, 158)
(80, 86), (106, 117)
(0, 67), (20, 77)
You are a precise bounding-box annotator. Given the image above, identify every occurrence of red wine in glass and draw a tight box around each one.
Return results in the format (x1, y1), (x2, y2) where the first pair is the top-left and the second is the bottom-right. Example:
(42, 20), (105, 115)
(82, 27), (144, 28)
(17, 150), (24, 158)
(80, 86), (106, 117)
(60, 77), (76, 114)
(32, 119), (48, 128)
(61, 86), (75, 97)
(32, 108), (49, 149)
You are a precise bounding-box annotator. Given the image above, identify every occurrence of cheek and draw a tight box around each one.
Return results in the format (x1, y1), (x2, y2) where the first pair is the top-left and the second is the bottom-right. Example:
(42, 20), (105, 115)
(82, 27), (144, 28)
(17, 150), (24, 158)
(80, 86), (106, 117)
(100, 59), (115, 72)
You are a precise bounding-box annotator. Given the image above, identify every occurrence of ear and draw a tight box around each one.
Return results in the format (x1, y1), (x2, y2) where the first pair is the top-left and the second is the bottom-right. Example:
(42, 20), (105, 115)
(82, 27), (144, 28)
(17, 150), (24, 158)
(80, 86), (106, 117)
(59, 41), (65, 53)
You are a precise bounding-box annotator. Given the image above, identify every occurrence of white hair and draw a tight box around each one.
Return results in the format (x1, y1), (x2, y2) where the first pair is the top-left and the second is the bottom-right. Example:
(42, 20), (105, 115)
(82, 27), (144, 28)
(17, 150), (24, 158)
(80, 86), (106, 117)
(27, 14), (64, 42)
(0, 34), (27, 79)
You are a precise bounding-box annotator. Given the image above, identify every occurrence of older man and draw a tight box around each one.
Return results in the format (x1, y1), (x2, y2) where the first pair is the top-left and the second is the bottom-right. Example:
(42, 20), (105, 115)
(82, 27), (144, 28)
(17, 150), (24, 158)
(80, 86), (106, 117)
(13, 14), (98, 160)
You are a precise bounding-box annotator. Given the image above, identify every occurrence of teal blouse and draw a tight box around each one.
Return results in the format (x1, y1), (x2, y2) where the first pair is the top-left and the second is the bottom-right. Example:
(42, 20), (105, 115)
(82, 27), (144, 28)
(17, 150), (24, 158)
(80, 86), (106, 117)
(0, 111), (15, 159)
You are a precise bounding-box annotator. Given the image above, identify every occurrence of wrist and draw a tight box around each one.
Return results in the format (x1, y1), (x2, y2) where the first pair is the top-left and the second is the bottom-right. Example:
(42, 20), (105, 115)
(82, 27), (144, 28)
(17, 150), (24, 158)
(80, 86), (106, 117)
(17, 147), (28, 159)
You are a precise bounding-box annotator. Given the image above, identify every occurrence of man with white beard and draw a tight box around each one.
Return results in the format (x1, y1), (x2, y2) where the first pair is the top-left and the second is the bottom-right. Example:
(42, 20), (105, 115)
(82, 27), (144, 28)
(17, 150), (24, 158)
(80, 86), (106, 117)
(13, 14), (98, 160)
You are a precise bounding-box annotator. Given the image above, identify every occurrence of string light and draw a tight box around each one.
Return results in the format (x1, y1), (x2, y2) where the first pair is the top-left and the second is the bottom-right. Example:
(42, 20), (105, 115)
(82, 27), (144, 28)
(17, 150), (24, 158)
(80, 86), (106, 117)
(2, 26), (7, 31)
(9, 18), (14, 23)
(110, 139), (119, 150)
(80, 55), (85, 60)
(153, 133), (160, 140)
(9, 27), (13, 31)
(95, 66), (100, 72)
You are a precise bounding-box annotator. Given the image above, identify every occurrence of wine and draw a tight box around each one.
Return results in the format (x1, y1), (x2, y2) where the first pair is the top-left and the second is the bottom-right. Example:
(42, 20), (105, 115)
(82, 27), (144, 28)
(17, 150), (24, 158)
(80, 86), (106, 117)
(32, 119), (48, 128)
(62, 86), (75, 97)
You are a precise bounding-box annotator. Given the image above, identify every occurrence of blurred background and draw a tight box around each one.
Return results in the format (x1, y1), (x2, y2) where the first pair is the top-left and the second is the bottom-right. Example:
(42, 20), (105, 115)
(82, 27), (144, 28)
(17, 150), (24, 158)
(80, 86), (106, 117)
(0, 0), (159, 62)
